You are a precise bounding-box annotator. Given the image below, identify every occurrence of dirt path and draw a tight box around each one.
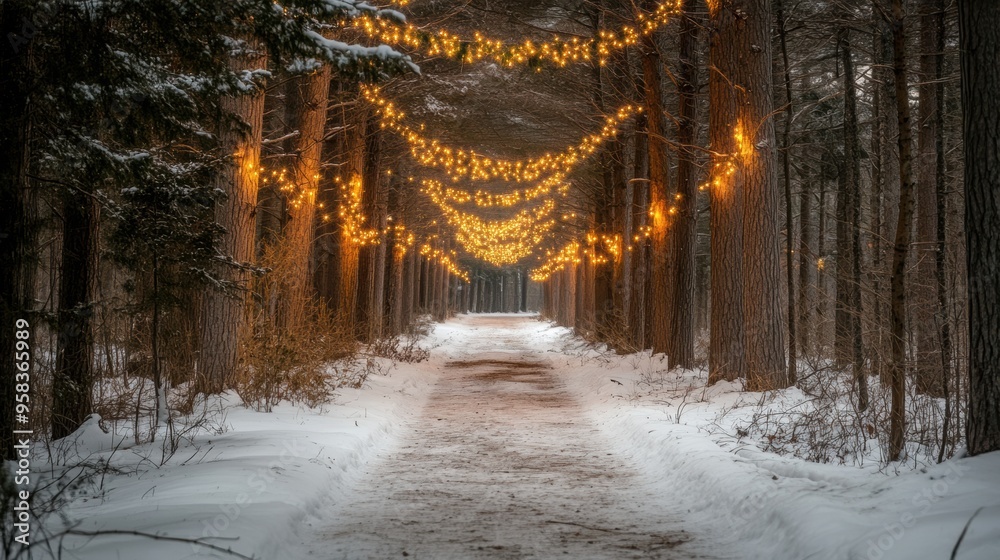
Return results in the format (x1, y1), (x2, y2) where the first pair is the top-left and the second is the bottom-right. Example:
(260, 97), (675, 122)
(304, 316), (713, 559)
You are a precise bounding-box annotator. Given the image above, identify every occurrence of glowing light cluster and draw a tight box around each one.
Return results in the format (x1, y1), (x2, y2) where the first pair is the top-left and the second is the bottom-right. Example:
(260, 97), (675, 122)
(699, 121), (757, 194)
(353, 1), (681, 67)
(363, 86), (641, 182)
(424, 179), (560, 266)
(336, 175), (383, 246)
(254, 164), (322, 212)
(420, 243), (470, 281)
(391, 224), (416, 256)
(529, 241), (582, 281)
(417, 173), (570, 207)
(530, 225), (654, 281)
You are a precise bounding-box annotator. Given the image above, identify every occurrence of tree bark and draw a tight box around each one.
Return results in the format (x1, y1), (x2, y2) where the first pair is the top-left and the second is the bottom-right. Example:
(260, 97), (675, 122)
(708, 0), (748, 384)
(959, 0), (1000, 456)
(914, 0), (944, 395)
(797, 175), (813, 355)
(629, 112), (650, 350)
(337, 108), (367, 330)
(668, 0), (700, 370)
(356, 118), (385, 342)
(520, 269), (529, 312)
(0, 0), (38, 458)
(839, 20), (868, 409)
(933, 5), (953, 461)
(889, 0), (916, 460)
(776, 0), (797, 383)
(735, 0), (787, 390)
(52, 190), (100, 438)
(872, 3), (903, 384)
(279, 66), (330, 332)
(198, 42), (267, 394)
(640, 1), (672, 355)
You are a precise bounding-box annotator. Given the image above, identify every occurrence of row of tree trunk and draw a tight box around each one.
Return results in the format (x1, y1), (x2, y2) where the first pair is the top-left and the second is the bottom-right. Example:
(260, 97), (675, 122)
(535, 0), (999, 458)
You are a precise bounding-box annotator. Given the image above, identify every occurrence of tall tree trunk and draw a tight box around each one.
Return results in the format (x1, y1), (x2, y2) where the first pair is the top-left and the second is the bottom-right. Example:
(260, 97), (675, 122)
(889, 0), (916, 460)
(797, 176), (813, 355)
(52, 190), (100, 438)
(355, 115), (383, 343)
(419, 254), (429, 311)
(337, 108), (367, 330)
(873, 4), (903, 384)
(959, 0), (1000, 456)
(566, 264), (577, 327)
(817, 178), (829, 352)
(839, 20), (868, 409)
(387, 234), (405, 336)
(933, 4), (953, 462)
(629, 112), (650, 350)
(735, 0), (787, 390)
(280, 66), (330, 332)
(776, 0), (797, 382)
(520, 269), (529, 312)
(312, 94), (345, 311)
(914, 0), (944, 395)
(198, 43), (266, 394)
(870, 10), (888, 382)
(402, 249), (416, 326)
(708, 0), (748, 384)
(587, 7), (613, 337)
(669, 0), (700, 370)
(0, 0), (38, 458)
(575, 260), (585, 332)
(640, 2), (672, 355)
(440, 264), (450, 321)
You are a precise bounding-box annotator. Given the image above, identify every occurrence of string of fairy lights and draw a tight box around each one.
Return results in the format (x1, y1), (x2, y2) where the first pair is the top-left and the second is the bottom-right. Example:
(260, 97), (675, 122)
(360, 83), (646, 269)
(363, 86), (641, 183)
(354, 1), (682, 68)
(305, 1), (744, 281)
(422, 178), (561, 266)
(528, 120), (751, 281)
(417, 172), (571, 208)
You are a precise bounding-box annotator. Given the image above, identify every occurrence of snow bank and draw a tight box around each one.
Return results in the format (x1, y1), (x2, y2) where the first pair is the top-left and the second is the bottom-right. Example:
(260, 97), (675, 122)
(535, 321), (1000, 560)
(30, 343), (442, 560)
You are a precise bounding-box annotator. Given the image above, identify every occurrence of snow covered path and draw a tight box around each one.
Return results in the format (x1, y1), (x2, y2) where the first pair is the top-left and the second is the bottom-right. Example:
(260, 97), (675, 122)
(38, 313), (999, 559)
(298, 315), (715, 559)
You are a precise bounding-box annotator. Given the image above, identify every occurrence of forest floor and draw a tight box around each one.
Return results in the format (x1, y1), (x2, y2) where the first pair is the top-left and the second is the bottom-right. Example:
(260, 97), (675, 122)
(32, 315), (1000, 560)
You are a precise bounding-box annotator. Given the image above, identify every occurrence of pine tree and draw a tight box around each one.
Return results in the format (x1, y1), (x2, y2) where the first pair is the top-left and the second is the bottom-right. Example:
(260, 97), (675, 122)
(959, 0), (1000, 456)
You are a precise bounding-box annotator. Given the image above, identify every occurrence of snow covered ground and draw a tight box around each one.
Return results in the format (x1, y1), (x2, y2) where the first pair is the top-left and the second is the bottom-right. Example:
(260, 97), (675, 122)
(18, 314), (1000, 559)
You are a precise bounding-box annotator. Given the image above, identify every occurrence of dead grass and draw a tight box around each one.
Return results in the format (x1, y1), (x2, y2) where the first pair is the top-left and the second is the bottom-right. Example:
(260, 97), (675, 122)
(234, 243), (358, 412)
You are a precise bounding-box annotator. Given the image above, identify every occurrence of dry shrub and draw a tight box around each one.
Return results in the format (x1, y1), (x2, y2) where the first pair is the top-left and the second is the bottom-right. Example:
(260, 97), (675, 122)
(729, 360), (963, 469)
(368, 334), (429, 363)
(234, 242), (357, 412)
(598, 308), (639, 354)
(406, 313), (435, 338)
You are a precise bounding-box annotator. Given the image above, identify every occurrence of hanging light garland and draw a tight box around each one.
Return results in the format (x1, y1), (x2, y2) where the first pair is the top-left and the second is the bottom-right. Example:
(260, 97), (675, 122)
(353, 1), (682, 67)
(529, 223), (655, 281)
(424, 180), (560, 266)
(335, 175), (383, 246)
(391, 223), (416, 256)
(420, 242), (470, 281)
(529, 240), (582, 281)
(363, 85), (642, 182)
(415, 172), (571, 207)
